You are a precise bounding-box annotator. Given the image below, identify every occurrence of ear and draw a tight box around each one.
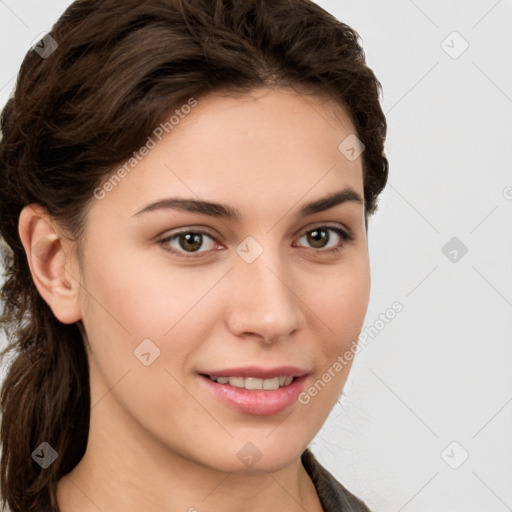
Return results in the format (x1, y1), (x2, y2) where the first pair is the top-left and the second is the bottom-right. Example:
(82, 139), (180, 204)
(18, 203), (82, 324)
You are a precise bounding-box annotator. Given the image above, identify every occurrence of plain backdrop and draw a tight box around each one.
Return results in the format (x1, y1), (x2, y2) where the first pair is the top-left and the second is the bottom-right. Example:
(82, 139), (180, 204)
(1, 1), (511, 511)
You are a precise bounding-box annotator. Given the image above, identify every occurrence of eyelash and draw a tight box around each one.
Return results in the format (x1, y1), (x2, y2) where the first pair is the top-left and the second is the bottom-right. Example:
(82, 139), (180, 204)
(158, 225), (354, 259)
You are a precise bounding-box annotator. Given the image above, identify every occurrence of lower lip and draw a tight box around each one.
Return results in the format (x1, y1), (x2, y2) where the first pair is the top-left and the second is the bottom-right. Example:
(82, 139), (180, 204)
(198, 374), (308, 415)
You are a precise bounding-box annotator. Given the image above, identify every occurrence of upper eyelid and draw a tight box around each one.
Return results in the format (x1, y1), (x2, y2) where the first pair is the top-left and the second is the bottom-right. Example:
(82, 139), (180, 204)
(160, 223), (352, 249)
(161, 223), (351, 239)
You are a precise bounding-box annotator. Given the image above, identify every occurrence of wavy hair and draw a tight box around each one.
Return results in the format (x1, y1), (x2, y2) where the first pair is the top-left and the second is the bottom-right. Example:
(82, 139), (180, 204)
(0, 0), (388, 509)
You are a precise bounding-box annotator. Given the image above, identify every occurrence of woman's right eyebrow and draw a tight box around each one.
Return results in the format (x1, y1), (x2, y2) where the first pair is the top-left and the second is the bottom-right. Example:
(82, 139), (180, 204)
(132, 187), (363, 221)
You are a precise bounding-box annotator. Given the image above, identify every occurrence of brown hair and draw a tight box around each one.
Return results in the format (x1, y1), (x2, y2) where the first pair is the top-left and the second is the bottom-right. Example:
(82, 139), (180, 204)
(0, 0), (388, 509)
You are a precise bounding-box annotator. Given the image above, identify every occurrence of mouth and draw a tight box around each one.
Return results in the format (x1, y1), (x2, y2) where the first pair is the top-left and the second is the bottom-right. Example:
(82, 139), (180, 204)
(197, 367), (309, 415)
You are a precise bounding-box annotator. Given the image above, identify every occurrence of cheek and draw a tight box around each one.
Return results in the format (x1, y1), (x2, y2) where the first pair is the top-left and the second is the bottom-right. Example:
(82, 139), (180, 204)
(292, 265), (370, 441)
(81, 241), (212, 337)
(77, 246), (207, 427)
(78, 242), (228, 392)
(307, 257), (370, 347)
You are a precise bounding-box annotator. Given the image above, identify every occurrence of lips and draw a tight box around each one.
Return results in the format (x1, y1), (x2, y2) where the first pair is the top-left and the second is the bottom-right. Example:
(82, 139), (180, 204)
(197, 365), (310, 415)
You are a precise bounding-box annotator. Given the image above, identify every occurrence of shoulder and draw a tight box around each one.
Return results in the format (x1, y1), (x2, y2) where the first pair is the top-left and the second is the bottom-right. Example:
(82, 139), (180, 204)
(301, 448), (372, 512)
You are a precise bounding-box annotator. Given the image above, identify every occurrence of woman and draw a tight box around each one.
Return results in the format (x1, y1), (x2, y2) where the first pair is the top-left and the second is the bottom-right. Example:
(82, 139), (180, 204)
(0, 0), (388, 510)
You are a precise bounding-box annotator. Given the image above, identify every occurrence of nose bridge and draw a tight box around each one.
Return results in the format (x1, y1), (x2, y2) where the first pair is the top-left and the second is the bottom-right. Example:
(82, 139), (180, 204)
(226, 235), (301, 341)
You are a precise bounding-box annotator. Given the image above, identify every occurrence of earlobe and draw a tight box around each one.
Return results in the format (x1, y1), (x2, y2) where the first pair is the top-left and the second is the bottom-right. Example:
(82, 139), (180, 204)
(18, 203), (82, 324)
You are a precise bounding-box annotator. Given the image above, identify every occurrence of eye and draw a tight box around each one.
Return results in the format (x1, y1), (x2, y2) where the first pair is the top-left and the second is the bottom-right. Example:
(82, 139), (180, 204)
(159, 230), (219, 258)
(295, 225), (353, 254)
(158, 225), (353, 258)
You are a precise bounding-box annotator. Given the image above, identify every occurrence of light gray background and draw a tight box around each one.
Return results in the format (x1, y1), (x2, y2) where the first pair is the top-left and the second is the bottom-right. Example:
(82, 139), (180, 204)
(1, 1), (511, 511)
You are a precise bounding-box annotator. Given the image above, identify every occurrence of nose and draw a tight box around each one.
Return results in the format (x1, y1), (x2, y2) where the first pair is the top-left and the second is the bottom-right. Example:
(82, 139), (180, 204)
(225, 243), (303, 344)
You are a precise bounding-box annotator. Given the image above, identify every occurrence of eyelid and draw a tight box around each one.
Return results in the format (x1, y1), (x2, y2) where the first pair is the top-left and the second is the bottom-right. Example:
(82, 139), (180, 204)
(294, 222), (353, 241)
(158, 223), (353, 257)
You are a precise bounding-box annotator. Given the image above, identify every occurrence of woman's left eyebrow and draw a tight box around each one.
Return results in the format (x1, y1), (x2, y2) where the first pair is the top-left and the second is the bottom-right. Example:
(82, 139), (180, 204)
(132, 187), (363, 221)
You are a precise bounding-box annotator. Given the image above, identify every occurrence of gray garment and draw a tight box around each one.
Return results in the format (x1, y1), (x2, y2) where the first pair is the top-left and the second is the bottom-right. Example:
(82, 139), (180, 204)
(301, 448), (372, 512)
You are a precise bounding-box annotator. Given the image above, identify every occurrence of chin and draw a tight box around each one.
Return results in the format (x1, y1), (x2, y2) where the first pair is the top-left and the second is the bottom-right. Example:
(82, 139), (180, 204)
(196, 434), (311, 474)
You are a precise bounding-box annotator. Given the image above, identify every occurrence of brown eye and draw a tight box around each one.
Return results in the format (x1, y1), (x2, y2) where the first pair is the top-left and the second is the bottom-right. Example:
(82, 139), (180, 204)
(306, 228), (330, 248)
(177, 232), (203, 252)
(160, 230), (218, 257)
(296, 226), (353, 253)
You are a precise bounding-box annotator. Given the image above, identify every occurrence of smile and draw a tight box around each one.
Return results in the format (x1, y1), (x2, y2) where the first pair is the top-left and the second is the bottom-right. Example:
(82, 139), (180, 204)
(198, 372), (309, 415)
(205, 375), (294, 390)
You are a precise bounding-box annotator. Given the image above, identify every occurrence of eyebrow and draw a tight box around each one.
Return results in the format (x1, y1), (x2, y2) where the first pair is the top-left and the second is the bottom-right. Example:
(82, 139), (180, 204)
(133, 187), (363, 220)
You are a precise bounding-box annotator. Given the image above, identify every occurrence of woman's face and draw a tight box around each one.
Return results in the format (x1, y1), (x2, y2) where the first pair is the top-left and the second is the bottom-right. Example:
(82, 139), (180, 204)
(75, 87), (370, 473)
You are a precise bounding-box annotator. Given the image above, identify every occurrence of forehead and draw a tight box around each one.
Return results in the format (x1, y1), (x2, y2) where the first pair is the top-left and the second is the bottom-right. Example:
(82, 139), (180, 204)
(88, 87), (363, 223)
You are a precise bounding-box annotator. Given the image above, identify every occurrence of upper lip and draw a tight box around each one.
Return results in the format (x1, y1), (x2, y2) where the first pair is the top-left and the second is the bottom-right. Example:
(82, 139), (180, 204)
(199, 366), (309, 379)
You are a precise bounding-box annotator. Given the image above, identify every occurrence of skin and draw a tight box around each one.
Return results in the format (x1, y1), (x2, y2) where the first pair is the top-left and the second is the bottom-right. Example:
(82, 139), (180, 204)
(19, 86), (370, 511)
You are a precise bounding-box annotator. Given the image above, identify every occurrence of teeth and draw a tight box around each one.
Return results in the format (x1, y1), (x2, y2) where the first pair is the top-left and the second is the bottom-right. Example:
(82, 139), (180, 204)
(244, 377), (264, 390)
(209, 375), (295, 389)
(228, 377), (245, 388)
(262, 377), (280, 390)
